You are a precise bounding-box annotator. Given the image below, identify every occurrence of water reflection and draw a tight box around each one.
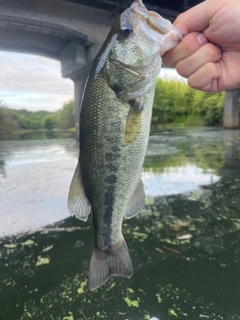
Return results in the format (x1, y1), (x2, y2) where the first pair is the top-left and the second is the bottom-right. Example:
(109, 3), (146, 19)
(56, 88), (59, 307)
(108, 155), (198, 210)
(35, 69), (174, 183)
(0, 128), (239, 237)
(1, 128), (240, 319)
(219, 129), (240, 179)
(0, 130), (75, 141)
(0, 160), (6, 178)
(143, 164), (219, 197)
(0, 138), (79, 237)
(0, 138), (78, 165)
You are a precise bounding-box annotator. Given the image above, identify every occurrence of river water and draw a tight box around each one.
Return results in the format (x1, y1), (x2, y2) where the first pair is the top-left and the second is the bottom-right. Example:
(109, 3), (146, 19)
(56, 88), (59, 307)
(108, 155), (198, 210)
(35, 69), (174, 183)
(0, 127), (240, 319)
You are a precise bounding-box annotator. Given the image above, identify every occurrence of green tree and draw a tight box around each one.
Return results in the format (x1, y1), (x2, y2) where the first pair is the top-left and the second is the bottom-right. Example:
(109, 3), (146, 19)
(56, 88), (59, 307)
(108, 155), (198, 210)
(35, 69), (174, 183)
(152, 79), (225, 127)
(57, 100), (74, 130)
(0, 104), (19, 133)
(200, 92), (224, 125)
(17, 115), (32, 130)
(15, 109), (50, 130)
(42, 115), (57, 131)
(152, 79), (189, 126)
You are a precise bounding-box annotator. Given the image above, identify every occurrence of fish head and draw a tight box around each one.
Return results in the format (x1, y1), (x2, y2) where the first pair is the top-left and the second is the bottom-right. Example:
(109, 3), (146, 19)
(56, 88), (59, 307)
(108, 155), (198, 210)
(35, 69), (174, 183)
(124, 0), (182, 55)
(101, 0), (182, 99)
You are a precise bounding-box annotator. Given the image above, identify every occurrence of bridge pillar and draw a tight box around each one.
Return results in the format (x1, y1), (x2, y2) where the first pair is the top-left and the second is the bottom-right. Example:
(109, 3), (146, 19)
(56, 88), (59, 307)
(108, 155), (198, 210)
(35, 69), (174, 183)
(223, 89), (240, 128)
(60, 42), (95, 138)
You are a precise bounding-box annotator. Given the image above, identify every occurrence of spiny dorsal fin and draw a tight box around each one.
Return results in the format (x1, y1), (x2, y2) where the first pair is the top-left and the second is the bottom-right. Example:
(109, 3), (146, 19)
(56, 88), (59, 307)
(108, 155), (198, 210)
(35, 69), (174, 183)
(68, 161), (91, 221)
(124, 177), (145, 219)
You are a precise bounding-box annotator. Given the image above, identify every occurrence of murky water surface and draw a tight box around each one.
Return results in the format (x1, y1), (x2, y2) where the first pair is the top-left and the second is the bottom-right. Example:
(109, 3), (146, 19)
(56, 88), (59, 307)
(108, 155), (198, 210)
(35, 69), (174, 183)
(0, 128), (240, 319)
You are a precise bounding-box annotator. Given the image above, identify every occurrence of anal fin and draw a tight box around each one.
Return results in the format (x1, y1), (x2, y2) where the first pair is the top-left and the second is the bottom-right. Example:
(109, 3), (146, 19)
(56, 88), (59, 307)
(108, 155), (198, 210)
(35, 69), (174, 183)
(67, 161), (91, 221)
(124, 177), (145, 219)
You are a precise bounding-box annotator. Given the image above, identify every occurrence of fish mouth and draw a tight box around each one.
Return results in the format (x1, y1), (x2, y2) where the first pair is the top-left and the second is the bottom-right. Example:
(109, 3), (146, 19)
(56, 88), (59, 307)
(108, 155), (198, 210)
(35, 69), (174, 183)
(131, 0), (172, 35)
(130, 0), (182, 55)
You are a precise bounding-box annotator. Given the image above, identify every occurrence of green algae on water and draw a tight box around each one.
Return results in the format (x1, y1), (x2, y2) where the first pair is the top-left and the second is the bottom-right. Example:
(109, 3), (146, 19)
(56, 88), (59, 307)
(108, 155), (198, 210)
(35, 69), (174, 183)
(77, 279), (87, 294)
(4, 243), (17, 249)
(21, 239), (35, 246)
(35, 256), (50, 266)
(168, 309), (178, 317)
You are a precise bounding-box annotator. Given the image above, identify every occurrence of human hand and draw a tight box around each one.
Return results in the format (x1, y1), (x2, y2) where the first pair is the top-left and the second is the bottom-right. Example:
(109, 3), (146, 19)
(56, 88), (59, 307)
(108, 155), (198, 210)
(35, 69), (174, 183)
(162, 0), (240, 93)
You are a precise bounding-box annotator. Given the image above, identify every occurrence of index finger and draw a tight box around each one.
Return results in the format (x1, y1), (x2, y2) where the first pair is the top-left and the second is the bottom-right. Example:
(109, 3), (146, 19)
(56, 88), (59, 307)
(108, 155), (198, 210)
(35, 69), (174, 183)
(174, 0), (226, 35)
(162, 32), (208, 68)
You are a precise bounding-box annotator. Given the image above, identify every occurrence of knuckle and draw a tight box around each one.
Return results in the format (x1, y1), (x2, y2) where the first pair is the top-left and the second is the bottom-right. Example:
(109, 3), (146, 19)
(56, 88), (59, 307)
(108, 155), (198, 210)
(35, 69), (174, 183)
(205, 62), (220, 75)
(183, 37), (197, 53)
(187, 77), (197, 90)
(203, 44), (220, 60)
(176, 60), (188, 77)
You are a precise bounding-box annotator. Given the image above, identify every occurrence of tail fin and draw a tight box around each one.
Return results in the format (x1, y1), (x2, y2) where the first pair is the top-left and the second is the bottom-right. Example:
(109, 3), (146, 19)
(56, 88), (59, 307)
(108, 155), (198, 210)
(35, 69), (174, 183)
(89, 238), (133, 290)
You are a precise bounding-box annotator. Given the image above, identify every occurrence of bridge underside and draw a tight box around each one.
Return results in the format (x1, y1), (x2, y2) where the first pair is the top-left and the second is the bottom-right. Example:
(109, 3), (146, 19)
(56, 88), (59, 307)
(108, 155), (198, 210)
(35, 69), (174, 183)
(0, 21), (88, 60)
(63, 0), (203, 21)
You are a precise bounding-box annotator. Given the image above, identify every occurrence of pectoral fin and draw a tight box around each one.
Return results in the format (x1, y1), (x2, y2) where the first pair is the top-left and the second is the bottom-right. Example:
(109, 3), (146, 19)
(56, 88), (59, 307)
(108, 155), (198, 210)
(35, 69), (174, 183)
(68, 161), (91, 221)
(124, 178), (145, 219)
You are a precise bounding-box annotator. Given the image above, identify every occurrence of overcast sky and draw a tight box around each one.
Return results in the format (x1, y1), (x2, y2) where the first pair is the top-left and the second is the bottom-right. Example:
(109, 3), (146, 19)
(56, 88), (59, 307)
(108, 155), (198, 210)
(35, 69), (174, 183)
(0, 51), (74, 112)
(0, 50), (184, 112)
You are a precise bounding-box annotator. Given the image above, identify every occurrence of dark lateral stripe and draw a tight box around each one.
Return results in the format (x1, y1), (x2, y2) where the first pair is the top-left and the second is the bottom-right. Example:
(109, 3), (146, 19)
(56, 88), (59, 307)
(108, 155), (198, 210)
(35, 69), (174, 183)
(102, 147), (120, 248)
(103, 184), (115, 248)
(105, 175), (117, 184)
(106, 164), (117, 172)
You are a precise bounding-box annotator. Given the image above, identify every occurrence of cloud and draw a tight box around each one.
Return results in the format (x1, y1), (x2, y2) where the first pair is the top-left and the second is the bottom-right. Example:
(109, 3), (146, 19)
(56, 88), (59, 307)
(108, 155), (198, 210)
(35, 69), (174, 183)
(0, 51), (184, 112)
(0, 51), (74, 111)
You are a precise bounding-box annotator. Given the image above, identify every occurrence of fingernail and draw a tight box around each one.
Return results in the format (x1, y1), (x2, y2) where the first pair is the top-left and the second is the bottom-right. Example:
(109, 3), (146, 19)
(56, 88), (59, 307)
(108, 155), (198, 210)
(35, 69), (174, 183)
(215, 45), (222, 55)
(197, 33), (208, 45)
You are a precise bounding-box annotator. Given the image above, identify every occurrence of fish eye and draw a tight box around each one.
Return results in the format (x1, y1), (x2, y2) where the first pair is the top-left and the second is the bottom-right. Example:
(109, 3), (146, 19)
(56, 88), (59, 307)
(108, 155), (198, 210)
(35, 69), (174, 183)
(120, 24), (134, 38)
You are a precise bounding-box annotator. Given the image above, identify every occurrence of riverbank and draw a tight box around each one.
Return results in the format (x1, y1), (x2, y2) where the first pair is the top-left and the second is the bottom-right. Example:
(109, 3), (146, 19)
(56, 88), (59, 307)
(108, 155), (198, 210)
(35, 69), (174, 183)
(0, 128), (75, 141)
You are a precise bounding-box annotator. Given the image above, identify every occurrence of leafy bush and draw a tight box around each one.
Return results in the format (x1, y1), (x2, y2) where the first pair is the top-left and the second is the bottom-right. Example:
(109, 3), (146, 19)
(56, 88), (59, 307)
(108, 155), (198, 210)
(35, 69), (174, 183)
(152, 79), (225, 127)
(57, 100), (74, 130)
(0, 105), (19, 133)
(42, 115), (57, 131)
(0, 100), (74, 132)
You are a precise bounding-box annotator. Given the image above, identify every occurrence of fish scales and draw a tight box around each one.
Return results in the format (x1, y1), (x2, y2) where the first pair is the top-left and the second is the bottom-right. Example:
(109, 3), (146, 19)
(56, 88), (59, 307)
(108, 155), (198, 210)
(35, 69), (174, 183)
(68, 0), (182, 290)
(81, 72), (154, 250)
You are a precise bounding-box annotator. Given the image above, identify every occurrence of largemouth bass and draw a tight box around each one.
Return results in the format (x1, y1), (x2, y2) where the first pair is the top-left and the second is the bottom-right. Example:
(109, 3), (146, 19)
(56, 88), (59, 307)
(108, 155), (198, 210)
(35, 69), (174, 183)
(68, 0), (182, 290)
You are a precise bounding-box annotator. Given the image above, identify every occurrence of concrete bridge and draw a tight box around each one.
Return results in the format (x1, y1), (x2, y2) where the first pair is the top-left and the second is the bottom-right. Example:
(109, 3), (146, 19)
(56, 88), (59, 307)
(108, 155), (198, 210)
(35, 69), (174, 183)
(0, 0), (239, 135)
